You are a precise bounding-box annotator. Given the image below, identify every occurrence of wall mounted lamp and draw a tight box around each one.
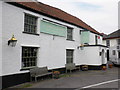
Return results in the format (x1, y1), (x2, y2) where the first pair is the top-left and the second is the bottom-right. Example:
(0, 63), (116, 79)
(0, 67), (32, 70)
(77, 44), (84, 50)
(80, 46), (84, 50)
(8, 35), (17, 47)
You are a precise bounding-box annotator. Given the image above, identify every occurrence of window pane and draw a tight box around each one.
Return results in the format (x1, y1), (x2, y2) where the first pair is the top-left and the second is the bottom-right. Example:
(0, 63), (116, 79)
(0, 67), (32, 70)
(117, 39), (120, 45)
(24, 14), (37, 34)
(106, 40), (110, 47)
(66, 50), (73, 64)
(67, 28), (73, 40)
(22, 47), (37, 68)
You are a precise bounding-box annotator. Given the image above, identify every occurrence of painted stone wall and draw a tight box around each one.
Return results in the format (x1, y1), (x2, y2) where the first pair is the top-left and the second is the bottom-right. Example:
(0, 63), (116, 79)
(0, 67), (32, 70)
(0, 1), (2, 89)
(0, 1), (2, 76)
(2, 2), (106, 76)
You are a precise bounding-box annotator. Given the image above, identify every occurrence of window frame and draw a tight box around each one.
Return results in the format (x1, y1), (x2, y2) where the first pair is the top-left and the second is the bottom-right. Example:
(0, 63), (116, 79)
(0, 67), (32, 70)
(67, 27), (73, 41)
(66, 49), (74, 64)
(21, 47), (38, 69)
(23, 13), (39, 35)
(117, 39), (120, 45)
(106, 40), (110, 47)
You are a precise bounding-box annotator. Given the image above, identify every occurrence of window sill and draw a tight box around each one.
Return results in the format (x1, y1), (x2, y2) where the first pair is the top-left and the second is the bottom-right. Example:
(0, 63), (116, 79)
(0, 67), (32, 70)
(23, 31), (39, 36)
(20, 66), (38, 71)
(66, 39), (75, 41)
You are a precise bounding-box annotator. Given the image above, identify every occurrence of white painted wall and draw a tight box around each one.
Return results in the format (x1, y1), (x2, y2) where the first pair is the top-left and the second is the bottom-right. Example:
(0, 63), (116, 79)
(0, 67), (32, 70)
(100, 47), (107, 64)
(39, 25), (82, 69)
(79, 46), (107, 65)
(2, 2), (81, 75)
(98, 35), (103, 45)
(0, 1), (2, 77)
(89, 33), (103, 45)
(39, 33), (66, 69)
(79, 47), (100, 65)
(2, 2), (106, 76)
(119, 1), (120, 29)
(109, 46), (117, 60)
(109, 45), (120, 64)
(89, 32), (95, 45)
(102, 40), (106, 46)
(110, 39), (117, 47)
(103, 39), (118, 47)
(2, 3), (30, 75)
(103, 37), (120, 65)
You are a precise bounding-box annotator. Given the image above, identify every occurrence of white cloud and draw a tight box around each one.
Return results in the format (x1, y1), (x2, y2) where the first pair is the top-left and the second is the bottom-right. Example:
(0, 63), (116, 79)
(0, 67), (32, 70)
(38, 0), (119, 34)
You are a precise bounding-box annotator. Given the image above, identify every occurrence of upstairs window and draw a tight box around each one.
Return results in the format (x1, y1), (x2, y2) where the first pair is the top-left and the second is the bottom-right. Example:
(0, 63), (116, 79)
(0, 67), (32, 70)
(106, 40), (110, 47)
(117, 39), (120, 45)
(67, 27), (73, 41)
(24, 13), (37, 34)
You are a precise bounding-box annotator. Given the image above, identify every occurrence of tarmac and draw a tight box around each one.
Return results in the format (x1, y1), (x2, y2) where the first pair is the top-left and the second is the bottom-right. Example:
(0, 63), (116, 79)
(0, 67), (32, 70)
(8, 66), (119, 89)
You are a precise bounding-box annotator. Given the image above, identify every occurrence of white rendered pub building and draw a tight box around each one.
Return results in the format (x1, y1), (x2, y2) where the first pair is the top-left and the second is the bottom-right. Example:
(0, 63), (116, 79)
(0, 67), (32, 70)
(0, 1), (107, 89)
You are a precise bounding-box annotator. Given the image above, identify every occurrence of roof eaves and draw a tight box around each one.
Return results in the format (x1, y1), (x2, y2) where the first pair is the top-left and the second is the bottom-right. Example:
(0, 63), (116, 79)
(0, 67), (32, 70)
(7, 2), (103, 36)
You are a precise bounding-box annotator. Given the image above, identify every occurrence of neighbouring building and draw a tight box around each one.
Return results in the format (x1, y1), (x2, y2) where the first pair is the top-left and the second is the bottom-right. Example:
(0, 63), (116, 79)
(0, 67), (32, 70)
(103, 29), (120, 66)
(0, 1), (107, 89)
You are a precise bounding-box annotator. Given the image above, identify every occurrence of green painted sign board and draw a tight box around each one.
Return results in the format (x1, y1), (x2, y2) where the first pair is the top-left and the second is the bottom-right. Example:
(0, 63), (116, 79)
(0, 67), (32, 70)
(81, 31), (90, 44)
(40, 20), (67, 37)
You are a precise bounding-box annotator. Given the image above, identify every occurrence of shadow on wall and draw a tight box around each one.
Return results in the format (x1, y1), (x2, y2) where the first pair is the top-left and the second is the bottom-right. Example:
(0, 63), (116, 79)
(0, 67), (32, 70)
(2, 72), (30, 89)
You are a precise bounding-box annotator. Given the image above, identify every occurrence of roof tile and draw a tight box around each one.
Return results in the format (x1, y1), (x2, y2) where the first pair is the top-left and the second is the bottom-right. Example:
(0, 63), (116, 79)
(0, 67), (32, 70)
(104, 29), (120, 39)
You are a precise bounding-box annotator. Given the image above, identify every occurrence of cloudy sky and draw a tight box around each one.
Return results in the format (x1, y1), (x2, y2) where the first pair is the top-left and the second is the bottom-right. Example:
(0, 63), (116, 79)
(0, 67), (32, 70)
(38, 0), (119, 35)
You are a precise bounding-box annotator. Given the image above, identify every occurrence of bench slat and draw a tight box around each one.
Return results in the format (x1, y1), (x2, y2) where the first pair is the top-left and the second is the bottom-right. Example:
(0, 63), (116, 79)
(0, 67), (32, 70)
(30, 67), (52, 82)
(65, 63), (77, 73)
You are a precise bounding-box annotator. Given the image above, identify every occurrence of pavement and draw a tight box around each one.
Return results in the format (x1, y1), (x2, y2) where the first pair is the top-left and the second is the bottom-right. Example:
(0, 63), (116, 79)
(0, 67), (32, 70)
(9, 66), (120, 89)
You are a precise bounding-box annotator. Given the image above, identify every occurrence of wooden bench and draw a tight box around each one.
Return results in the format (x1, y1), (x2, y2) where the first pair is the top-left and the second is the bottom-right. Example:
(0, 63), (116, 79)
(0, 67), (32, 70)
(30, 67), (52, 82)
(65, 63), (80, 73)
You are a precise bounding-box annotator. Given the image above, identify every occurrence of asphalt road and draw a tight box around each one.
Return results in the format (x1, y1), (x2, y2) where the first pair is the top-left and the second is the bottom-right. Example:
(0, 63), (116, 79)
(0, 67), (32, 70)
(10, 66), (119, 89)
(28, 66), (119, 89)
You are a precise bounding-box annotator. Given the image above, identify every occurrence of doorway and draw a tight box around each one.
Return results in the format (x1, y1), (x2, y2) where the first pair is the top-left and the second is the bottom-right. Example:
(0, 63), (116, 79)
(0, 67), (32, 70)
(107, 50), (109, 61)
(66, 49), (74, 64)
